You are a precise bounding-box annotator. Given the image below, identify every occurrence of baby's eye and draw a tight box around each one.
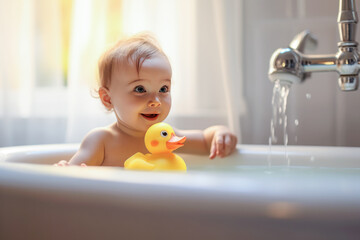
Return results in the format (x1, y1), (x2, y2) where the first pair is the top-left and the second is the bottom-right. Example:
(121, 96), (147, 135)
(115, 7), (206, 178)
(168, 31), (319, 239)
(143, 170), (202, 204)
(159, 85), (169, 93)
(134, 85), (146, 93)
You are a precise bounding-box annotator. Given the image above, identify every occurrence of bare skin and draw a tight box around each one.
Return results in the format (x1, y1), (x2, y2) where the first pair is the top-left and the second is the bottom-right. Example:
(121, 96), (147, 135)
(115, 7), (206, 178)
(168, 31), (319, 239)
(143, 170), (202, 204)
(55, 54), (237, 167)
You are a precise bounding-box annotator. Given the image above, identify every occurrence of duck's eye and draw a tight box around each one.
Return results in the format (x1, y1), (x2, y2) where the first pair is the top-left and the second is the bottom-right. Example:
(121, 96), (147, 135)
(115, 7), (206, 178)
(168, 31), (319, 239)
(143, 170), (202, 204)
(134, 85), (146, 93)
(161, 131), (168, 137)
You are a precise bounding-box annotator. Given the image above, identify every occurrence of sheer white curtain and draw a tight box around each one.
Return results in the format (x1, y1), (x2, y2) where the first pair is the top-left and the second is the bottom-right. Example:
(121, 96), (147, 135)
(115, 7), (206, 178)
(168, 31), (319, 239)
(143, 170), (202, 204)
(212, 0), (245, 142)
(65, 0), (116, 142)
(0, 0), (65, 147)
(0, 0), (245, 147)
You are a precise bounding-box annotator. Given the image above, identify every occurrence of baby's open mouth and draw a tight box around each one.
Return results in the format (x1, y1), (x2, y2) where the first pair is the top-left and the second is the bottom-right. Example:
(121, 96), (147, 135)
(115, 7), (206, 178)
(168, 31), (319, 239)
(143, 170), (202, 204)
(141, 113), (159, 121)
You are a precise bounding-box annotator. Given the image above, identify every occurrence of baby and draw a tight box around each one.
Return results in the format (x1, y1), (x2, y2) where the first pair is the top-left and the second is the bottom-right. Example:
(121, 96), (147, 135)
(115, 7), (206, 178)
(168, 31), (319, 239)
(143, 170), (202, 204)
(56, 33), (237, 167)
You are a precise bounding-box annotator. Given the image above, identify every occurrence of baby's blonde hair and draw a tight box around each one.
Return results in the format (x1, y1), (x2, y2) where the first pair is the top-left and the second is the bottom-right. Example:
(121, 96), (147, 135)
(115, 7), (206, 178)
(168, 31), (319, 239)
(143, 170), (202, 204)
(98, 33), (169, 89)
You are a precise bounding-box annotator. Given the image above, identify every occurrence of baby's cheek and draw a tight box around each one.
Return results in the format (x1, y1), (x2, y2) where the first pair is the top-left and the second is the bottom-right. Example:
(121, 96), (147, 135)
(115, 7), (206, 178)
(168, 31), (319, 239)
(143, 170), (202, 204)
(162, 95), (171, 107)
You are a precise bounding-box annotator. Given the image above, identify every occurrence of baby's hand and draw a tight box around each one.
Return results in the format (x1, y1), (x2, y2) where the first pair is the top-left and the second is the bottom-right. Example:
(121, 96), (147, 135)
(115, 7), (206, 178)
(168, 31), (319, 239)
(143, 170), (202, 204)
(53, 160), (87, 167)
(209, 128), (237, 159)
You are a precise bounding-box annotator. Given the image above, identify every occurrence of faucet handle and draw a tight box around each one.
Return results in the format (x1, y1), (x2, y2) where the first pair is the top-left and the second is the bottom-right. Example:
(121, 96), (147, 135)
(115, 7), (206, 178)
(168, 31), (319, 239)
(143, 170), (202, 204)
(289, 30), (318, 53)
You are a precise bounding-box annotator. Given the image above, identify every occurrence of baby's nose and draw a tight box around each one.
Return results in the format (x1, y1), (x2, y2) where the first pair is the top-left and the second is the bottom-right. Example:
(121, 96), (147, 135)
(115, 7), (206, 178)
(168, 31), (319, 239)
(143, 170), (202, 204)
(148, 100), (161, 107)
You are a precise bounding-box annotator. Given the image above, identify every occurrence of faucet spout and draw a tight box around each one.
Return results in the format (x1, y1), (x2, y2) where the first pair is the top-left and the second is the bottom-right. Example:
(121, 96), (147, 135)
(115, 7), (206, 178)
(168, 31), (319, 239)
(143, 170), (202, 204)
(268, 0), (359, 91)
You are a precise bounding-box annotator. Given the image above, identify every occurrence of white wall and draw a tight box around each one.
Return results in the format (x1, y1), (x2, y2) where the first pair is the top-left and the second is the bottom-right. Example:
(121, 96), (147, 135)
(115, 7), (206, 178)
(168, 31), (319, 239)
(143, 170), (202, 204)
(241, 0), (360, 147)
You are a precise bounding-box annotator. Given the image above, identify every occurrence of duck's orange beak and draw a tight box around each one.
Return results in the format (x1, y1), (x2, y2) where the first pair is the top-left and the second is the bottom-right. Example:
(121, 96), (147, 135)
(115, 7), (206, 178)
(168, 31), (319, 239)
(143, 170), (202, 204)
(166, 133), (186, 151)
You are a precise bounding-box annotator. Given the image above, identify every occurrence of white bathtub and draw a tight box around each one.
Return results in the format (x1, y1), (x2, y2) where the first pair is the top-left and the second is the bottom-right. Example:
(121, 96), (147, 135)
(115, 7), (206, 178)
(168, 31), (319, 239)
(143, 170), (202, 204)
(0, 144), (359, 240)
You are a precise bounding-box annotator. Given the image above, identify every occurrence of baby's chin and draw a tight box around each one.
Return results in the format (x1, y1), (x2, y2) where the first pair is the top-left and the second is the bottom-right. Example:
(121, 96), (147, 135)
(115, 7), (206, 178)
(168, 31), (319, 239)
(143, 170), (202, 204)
(143, 118), (163, 128)
(143, 119), (167, 130)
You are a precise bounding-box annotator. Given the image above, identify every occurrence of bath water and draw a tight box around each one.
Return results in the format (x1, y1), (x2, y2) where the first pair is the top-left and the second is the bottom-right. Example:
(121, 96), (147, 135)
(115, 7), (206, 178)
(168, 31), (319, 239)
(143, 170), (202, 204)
(269, 80), (291, 166)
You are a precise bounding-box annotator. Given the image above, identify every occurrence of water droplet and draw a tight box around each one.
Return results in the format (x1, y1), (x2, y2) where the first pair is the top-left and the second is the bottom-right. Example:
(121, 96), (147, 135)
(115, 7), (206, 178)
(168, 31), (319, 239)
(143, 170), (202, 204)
(306, 93), (311, 99)
(294, 119), (299, 126)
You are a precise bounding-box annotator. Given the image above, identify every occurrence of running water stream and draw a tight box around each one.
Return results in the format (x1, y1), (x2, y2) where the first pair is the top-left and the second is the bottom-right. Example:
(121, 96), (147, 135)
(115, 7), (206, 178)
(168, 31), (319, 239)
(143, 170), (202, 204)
(269, 80), (291, 167)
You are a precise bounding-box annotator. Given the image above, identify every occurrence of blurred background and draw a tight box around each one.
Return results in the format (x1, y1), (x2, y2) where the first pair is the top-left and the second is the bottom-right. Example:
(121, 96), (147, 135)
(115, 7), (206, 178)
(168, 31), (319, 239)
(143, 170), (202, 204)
(0, 0), (359, 147)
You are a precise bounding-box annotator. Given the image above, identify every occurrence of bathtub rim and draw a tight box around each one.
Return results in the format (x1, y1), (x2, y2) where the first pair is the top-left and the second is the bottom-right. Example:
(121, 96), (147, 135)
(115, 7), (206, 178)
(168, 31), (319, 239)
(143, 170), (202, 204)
(1, 143), (360, 168)
(0, 143), (360, 223)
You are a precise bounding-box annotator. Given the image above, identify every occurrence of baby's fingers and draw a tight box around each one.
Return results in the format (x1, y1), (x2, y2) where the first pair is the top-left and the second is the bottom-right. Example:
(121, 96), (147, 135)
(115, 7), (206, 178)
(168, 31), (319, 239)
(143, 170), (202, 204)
(224, 134), (238, 156)
(209, 138), (217, 159)
(209, 135), (225, 159)
(216, 135), (226, 157)
(209, 134), (223, 159)
(54, 160), (69, 167)
(216, 135), (237, 158)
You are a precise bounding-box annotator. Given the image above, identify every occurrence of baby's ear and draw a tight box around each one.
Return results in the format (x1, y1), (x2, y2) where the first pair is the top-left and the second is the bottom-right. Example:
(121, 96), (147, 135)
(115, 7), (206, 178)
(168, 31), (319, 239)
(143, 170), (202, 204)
(99, 87), (113, 110)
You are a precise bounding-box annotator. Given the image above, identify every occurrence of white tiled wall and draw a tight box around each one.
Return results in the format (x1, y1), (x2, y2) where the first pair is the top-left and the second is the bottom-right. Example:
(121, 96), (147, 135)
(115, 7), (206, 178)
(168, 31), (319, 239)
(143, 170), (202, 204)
(241, 0), (360, 146)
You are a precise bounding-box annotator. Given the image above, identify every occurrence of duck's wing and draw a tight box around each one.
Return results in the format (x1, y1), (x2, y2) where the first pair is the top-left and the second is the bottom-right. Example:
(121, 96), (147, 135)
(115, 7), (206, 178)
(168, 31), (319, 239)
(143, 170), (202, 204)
(124, 152), (155, 170)
(174, 154), (187, 171)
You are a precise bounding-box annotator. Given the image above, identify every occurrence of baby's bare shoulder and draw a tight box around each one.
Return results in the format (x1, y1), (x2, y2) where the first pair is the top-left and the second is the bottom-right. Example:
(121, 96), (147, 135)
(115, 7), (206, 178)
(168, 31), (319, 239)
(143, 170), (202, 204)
(87, 126), (113, 137)
(81, 125), (116, 145)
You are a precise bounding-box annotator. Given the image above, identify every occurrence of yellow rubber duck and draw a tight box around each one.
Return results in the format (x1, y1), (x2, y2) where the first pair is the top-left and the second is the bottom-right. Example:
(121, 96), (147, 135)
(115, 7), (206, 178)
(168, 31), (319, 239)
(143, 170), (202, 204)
(124, 122), (187, 171)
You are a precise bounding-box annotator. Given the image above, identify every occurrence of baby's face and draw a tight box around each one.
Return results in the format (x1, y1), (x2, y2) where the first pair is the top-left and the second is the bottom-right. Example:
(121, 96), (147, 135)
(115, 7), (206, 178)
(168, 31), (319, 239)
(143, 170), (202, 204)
(108, 54), (172, 133)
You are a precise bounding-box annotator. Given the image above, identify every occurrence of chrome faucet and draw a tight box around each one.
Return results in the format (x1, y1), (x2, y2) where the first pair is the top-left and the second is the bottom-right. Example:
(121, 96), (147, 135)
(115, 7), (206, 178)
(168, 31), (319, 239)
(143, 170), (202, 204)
(269, 0), (359, 91)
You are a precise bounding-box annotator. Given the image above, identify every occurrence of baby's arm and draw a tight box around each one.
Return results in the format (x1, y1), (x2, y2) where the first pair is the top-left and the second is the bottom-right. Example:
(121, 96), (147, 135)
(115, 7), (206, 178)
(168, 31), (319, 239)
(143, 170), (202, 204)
(55, 129), (107, 166)
(175, 125), (237, 159)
